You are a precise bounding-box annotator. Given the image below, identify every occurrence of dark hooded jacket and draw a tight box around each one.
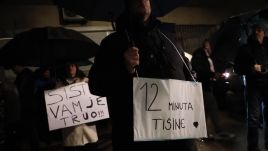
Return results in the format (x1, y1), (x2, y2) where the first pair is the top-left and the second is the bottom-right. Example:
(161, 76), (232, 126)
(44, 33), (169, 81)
(234, 36), (268, 87)
(88, 13), (194, 150)
(15, 68), (36, 119)
(191, 48), (215, 91)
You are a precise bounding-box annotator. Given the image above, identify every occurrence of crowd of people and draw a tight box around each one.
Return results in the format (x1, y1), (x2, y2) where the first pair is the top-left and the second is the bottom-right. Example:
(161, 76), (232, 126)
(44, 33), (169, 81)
(1, 63), (101, 151)
(0, 0), (267, 151)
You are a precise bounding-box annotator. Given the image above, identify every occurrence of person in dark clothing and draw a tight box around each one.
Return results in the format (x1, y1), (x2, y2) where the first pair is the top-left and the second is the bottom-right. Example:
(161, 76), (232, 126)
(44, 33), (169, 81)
(11, 65), (39, 151)
(34, 67), (60, 146)
(1, 68), (21, 151)
(88, 0), (196, 151)
(191, 39), (235, 140)
(234, 23), (268, 151)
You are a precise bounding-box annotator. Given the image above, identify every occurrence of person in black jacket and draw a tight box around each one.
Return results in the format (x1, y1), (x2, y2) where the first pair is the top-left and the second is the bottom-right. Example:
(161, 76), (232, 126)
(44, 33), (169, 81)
(234, 23), (268, 151)
(191, 39), (221, 134)
(88, 0), (196, 151)
(10, 65), (39, 151)
(191, 39), (235, 140)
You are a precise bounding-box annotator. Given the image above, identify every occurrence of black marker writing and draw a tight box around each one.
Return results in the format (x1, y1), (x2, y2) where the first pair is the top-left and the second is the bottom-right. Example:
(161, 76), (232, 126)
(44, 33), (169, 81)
(140, 82), (161, 111)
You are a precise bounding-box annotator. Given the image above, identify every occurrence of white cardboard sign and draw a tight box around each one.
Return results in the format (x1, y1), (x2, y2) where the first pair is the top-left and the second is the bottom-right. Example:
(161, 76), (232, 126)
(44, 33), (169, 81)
(133, 77), (207, 141)
(44, 82), (109, 130)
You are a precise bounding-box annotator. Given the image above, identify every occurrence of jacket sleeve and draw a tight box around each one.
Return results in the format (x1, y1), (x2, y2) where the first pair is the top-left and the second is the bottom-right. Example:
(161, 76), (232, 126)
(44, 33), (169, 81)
(88, 41), (108, 96)
(88, 34), (130, 96)
(191, 50), (215, 81)
(234, 45), (255, 75)
(182, 56), (196, 81)
(88, 37), (113, 96)
(169, 32), (195, 81)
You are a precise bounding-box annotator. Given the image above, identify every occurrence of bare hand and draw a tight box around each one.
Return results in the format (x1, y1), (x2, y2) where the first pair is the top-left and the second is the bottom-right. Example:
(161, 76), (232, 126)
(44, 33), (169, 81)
(124, 46), (140, 74)
(254, 64), (262, 72)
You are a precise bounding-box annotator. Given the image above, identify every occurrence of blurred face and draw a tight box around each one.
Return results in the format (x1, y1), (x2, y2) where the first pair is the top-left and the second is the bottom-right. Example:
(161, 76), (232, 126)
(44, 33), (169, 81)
(128, 0), (151, 22)
(12, 65), (23, 75)
(68, 64), (77, 78)
(255, 27), (265, 44)
(203, 41), (212, 54)
(43, 69), (50, 79)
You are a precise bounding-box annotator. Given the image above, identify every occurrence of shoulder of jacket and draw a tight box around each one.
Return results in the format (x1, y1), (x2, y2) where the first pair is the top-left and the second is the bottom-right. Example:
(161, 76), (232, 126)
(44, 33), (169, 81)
(102, 32), (123, 41)
(193, 48), (204, 56)
(80, 77), (89, 83)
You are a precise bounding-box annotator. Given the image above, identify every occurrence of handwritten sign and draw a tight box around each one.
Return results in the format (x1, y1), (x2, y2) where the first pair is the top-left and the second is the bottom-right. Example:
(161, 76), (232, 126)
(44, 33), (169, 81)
(133, 77), (207, 141)
(44, 82), (109, 131)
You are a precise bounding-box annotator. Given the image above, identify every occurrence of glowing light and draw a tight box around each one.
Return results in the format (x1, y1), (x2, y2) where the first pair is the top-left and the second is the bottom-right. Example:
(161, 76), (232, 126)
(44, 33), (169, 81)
(222, 72), (230, 79)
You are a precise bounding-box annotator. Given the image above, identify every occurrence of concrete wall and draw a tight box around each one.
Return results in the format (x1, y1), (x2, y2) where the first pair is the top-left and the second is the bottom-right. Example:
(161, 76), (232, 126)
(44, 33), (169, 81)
(1, 4), (268, 33)
(0, 5), (112, 35)
(159, 7), (232, 25)
(2, 5), (268, 33)
(0, 5), (60, 31)
(159, 4), (268, 25)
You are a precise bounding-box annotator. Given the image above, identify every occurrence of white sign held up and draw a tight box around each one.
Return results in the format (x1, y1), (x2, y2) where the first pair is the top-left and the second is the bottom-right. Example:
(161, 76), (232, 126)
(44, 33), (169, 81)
(133, 77), (207, 141)
(44, 82), (109, 131)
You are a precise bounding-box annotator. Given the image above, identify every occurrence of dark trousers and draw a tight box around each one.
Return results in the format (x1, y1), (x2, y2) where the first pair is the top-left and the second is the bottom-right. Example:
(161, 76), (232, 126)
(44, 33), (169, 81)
(112, 139), (197, 151)
(63, 143), (98, 151)
(4, 120), (39, 151)
(246, 85), (268, 150)
(203, 90), (222, 133)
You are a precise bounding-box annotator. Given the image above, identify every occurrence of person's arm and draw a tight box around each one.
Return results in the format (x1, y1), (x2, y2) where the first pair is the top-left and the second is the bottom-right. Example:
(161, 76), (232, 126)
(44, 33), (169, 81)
(161, 29), (195, 81)
(191, 50), (215, 81)
(182, 55), (196, 81)
(234, 45), (255, 75)
(88, 33), (131, 96)
(88, 38), (112, 96)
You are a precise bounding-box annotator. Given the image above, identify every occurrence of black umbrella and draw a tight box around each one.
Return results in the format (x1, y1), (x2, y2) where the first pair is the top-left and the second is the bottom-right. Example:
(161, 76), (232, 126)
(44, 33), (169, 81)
(0, 26), (99, 67)
(54, 0), (189, 21)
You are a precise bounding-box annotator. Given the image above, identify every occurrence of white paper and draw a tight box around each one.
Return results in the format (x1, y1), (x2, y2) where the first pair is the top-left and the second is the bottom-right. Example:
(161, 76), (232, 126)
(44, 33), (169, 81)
(44, 82), (109, 131)
(133, 77), (207, 141)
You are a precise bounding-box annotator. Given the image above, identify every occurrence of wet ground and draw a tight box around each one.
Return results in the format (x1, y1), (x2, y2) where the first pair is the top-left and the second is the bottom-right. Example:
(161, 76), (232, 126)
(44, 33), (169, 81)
(1, 109), (267, 151)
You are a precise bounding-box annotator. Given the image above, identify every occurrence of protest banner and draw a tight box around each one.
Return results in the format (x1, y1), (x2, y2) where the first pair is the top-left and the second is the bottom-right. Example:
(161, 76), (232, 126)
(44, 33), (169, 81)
(133, 77), (207, 141)
(44, 82), (109, 130)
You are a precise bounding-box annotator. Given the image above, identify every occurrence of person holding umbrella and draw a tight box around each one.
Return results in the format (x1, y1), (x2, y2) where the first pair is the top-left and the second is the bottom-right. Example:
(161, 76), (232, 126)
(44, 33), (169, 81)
(88, 0), (196, 151)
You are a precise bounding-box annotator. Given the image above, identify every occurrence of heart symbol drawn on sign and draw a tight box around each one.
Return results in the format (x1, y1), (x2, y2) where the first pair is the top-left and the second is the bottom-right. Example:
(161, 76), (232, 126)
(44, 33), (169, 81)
(193, 121), (199, 128)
